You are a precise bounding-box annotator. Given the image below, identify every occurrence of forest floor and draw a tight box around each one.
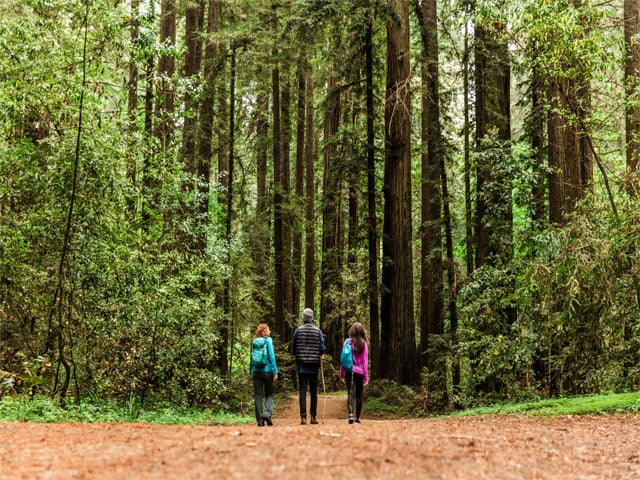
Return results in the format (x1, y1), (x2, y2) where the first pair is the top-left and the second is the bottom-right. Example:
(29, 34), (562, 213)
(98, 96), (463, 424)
(2, 394), (640, 479)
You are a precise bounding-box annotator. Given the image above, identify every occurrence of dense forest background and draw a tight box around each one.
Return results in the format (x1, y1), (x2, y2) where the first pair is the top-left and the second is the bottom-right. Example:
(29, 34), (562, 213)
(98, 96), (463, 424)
(1, 0), (639, 411)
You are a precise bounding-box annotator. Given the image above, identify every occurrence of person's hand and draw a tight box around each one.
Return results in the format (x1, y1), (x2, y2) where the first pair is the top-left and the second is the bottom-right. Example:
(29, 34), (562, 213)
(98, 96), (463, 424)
(340, 376), (345, 383)
(274, 374), (278, 381)
(320, 354), (325, 361)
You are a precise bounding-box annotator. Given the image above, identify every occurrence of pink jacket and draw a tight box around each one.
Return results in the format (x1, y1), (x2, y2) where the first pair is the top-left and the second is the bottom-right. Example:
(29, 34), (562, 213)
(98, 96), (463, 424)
(339, 339), (369, 385)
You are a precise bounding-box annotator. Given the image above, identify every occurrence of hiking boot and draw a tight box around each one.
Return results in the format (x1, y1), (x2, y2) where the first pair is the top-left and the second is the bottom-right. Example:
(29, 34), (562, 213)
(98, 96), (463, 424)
(310, 416), (318, 424)
(300, 416), (307, 425)
(258, 419), (265, 427)
(264, 417), (273, 426)
(348, 414), (354, 424)
(354, 418), (361, 424)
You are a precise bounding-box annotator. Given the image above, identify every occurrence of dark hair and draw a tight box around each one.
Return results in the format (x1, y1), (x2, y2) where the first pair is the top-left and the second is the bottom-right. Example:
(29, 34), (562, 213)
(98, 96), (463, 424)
(348, 322), (367, 354)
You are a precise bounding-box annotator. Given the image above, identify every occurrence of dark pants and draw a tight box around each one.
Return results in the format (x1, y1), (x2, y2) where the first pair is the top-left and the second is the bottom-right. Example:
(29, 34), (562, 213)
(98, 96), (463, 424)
(345, 370), (364, 418)
(297, 372), (318, 418)
(252, 371), (274, 424)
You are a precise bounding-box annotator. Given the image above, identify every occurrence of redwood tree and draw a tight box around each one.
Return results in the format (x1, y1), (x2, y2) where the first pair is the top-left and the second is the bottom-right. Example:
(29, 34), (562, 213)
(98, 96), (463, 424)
(380, 0), (419, 385)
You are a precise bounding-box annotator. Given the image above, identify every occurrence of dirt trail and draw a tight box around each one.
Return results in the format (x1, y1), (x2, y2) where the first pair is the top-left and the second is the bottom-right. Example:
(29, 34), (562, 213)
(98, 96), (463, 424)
(1, 396), (639, 480)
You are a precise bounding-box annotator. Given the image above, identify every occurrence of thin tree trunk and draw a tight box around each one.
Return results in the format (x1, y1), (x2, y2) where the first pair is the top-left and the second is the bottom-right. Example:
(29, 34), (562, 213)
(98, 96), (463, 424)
(126, 0), (140, 214)
(365, 5), (380, 379)
(463, 10), (474, 276)
(281, 69), (294, 342)
(253, 89), (271, 312)
(304, 72), (316, 312)
(292, 60), (305, 320)
(154, 0), (176, 151)
(531, 64), (546, 227)
(221, 47), (237, 375)
(216, 59), (230, 374)
(273, 59), (286, 338)
(320, 74), (343, 357)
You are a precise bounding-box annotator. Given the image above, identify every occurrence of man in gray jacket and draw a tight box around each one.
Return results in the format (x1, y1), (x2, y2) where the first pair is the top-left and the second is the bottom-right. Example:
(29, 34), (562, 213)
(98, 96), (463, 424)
(292, 308), (326, 425)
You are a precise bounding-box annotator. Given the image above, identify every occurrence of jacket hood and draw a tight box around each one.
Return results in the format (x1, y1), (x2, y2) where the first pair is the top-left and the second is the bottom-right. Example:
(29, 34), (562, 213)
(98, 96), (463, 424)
(253, 337), (268, 348)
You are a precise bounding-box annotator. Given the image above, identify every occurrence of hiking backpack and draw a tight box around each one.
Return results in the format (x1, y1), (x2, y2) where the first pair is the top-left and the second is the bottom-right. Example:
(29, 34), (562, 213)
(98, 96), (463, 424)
(252, 338), (268, 369)
(339, 338), (353, 370)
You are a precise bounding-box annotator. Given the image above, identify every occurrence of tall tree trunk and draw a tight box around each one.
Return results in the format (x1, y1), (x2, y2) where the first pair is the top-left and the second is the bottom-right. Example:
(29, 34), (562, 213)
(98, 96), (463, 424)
(531, 64), (546, 227)
(474, 19), (512, 270)
(292, 60), (305, 322)
(415, 0), (447, 407)
(547, 78), (565, 226)
(473, 11), (512, 394)
(221, 47), (237, 375)
(320, 75), (343, 357)
(304, 72), (316, 312)
(463, 9), (474, 276)
(380, 0), (419, 386)
(141, 0), (156, 230)
(253, 89), (271, 313)
(365, 5), (380, 379)
(196, 0), (220, 224)
(181, 0), (204, 170)
(624, 0), (640, 380)
(126, 0), (140, 215)
(626, 0), (640, 195)
(215, 59), (230, 374)
(273, 59), (286, 338)
(154, 0), (176, 151)
(281, 69), (294, 342)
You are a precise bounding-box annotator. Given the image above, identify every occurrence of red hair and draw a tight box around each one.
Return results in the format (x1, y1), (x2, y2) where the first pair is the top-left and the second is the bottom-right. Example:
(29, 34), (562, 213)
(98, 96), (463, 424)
(254, 323), (269, 338)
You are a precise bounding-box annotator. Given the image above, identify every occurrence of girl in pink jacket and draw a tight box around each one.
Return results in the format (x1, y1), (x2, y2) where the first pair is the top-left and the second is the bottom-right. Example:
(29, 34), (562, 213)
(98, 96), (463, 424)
(339, 322), (369, 424)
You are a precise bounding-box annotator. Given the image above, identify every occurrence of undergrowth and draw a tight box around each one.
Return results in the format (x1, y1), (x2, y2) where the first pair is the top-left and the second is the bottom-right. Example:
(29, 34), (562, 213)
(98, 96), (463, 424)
(1, 390), (639, 424)
(0, 395), (253, 425)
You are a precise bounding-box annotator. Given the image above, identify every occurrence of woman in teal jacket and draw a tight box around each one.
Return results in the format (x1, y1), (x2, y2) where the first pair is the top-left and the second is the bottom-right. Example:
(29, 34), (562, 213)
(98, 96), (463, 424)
(250, 323), (279, 426)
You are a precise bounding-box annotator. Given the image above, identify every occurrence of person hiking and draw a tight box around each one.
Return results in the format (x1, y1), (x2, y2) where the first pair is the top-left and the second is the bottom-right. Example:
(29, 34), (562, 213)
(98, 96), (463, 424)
(339, 322), (369, 424)
(250, 323), (278, 427)
(292, 308), (326, 425)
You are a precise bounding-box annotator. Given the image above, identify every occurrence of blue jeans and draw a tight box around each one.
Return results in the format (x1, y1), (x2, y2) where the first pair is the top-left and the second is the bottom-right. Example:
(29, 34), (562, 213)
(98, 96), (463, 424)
(252, 371), (274, 423)
(297, 372), (318, 418)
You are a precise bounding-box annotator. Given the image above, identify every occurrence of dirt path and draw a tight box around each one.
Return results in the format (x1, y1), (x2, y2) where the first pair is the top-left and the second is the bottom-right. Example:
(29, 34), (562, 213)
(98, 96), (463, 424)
(2, 396), (639, 479)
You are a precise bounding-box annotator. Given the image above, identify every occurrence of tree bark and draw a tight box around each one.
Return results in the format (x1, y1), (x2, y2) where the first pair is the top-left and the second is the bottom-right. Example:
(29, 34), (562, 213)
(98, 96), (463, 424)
(320, 74), (343, 357)
(154, 0), (176, 151)
(380, 0), (419, 386)
(473, 10), (512, 394)
(365, 5), (380, 379)
(292, 60), (305, 322)
(304, 72), (316, 312)
(474, 19), (512, 269)
(180, 0), (204, 171)
(415, 0), (447, 406)
(625, 0), (640, 195)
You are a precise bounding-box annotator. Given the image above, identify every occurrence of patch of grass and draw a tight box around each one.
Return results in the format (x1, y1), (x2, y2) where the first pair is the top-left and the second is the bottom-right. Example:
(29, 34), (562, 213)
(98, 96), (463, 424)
(448, 392), (640, 417)
(0, 395), (254, 425)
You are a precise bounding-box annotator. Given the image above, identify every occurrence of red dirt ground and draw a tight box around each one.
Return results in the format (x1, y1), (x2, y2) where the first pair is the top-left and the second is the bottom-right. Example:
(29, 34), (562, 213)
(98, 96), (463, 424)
(2, 394), (639, 479)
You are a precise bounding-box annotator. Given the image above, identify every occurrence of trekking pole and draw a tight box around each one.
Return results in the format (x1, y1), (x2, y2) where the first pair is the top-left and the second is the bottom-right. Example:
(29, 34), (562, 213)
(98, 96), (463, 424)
(320, 357), (326, 422)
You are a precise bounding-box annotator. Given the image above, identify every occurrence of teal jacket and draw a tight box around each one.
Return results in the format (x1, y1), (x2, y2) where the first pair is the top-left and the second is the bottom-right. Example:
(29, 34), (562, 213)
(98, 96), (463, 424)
(250, 336), (278, 375)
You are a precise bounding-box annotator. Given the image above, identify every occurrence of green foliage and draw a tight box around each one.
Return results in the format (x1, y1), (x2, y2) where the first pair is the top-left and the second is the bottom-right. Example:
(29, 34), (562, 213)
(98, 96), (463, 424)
(365, 379), (420, 417)
(0, 395), (253, 425)
(449, 392), (640, 417)
(458, 198), (640, 399)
